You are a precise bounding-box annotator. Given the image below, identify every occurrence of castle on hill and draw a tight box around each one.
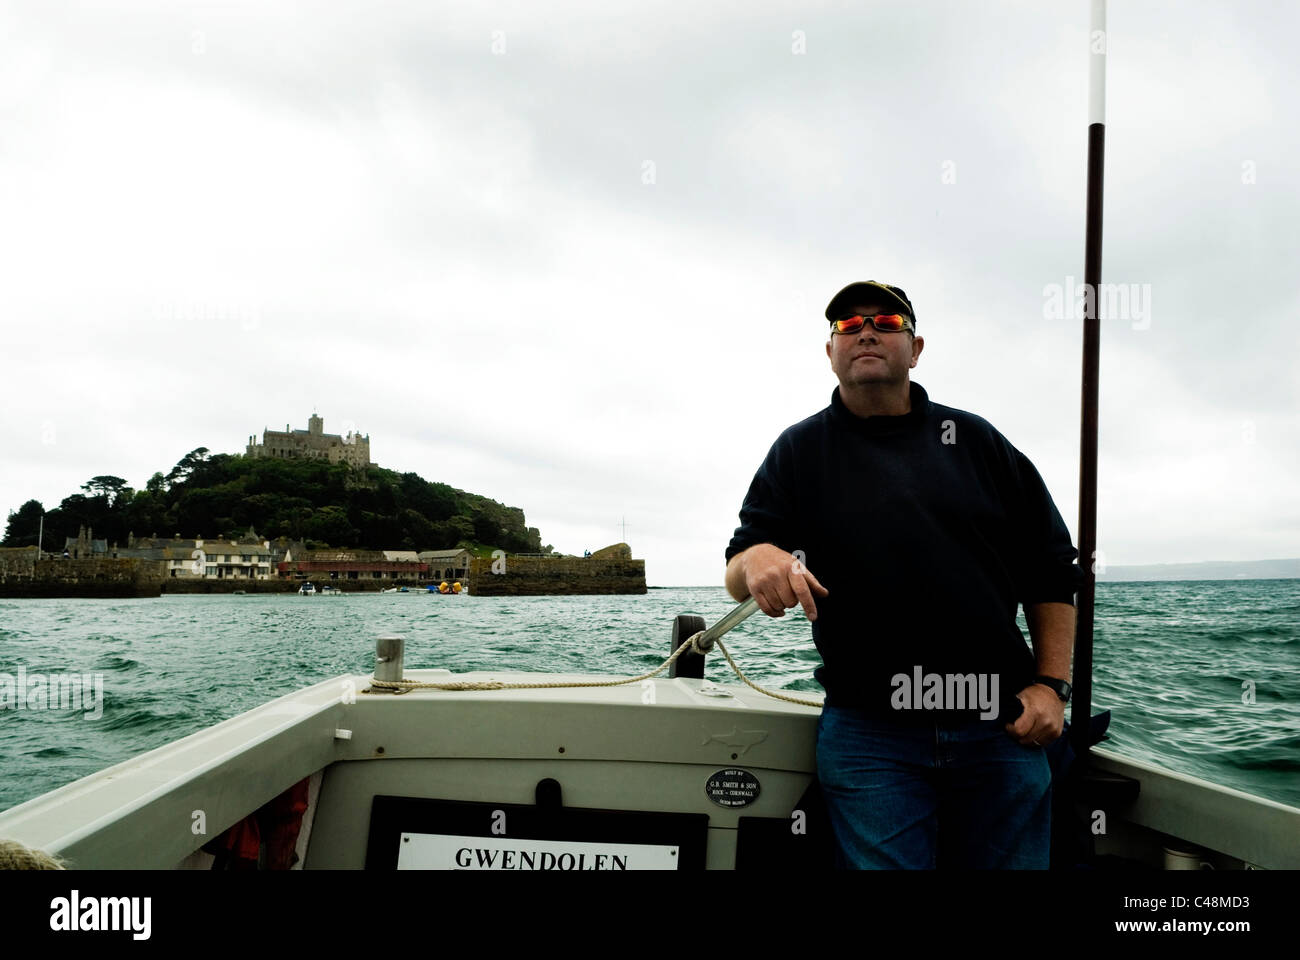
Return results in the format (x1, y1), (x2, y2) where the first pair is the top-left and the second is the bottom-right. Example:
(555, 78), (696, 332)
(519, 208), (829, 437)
(246, 413), (373, 469)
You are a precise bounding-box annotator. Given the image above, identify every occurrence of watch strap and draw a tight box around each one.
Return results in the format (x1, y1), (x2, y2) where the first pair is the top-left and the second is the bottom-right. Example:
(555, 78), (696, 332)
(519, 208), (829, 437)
(1033, 675), (1072, 702)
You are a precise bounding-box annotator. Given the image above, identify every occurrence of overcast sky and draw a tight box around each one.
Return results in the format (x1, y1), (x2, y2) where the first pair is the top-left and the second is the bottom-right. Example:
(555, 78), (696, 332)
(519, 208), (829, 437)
(2, 0), (1296, 586)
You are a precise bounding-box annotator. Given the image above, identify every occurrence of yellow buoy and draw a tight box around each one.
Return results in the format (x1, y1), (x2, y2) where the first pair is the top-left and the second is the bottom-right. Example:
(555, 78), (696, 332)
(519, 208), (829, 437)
(439, 581), (449, 594)
(452, 581), (462, 593)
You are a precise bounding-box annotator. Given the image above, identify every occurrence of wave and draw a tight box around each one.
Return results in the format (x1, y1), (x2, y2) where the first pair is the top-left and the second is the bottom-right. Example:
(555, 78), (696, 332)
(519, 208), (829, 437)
(27, 744), (96, 760)
(94, 655), (140, 672)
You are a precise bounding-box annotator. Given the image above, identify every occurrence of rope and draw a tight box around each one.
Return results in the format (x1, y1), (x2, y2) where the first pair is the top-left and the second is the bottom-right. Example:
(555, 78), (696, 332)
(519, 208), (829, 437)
(367, 631), (824, 708)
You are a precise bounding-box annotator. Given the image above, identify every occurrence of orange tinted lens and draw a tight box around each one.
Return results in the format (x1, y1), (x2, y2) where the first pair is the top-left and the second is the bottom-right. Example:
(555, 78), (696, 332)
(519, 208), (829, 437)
(873, 314), (906, 331)
(834, 316), (866, 334)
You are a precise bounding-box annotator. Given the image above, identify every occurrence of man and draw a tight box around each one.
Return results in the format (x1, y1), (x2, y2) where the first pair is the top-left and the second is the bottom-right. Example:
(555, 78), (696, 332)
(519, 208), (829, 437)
(723, 281), (1081, 869)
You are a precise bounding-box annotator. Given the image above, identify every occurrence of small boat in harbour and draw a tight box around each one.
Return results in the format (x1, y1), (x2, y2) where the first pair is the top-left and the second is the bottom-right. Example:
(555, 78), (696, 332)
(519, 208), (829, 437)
(426, 581), (464, 594)
(298, 583), (316, 596)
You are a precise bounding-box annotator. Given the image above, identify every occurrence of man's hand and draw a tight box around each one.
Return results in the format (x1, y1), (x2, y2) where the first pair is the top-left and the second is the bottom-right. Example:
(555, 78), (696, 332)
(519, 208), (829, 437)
(739, 544), (829, 620)
(1004, 682), (1065, 746)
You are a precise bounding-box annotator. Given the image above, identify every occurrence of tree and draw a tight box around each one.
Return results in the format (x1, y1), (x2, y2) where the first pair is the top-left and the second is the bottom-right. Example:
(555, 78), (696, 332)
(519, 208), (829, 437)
(472, 514), (499, 544)
(165, 447), (211, 487)
(81, 476), (130, 507)
(2, 500), (44, 547)
(305, 506), (357, 547)
(449, 516), (475, 543)
(399, 508), (437, 550)
(56, 493), (100, 531)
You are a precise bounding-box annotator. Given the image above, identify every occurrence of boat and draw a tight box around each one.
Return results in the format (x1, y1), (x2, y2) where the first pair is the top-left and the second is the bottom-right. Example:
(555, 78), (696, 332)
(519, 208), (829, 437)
(426, 581), (464, 594)
(380, 586), (410, 594)
(319, 585), (343, 595)
(298, 582), (316, 596)
(0, 600), (1295, 870)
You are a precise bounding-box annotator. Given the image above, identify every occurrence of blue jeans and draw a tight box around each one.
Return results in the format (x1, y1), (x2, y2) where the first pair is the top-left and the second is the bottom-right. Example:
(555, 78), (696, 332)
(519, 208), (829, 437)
(816, 705), (1052, 869)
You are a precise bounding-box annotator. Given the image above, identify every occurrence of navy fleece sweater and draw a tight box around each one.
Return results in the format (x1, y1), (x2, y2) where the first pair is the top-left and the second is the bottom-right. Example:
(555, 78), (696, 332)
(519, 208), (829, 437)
(725, 381), (1081, 717)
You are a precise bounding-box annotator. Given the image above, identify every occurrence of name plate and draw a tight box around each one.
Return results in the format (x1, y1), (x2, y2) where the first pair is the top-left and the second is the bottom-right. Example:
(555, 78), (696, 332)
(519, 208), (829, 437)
(398, 833), (679, 870)
(366, 795), (708, 870)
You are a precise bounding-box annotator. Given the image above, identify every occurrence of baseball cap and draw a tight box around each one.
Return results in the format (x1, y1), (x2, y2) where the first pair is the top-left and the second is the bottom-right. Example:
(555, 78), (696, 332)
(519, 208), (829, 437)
(825, 281), (916, 327)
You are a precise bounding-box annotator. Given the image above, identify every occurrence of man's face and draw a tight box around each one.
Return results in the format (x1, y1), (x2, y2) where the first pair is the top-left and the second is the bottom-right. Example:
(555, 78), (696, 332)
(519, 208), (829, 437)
(825, 301), (923, 389)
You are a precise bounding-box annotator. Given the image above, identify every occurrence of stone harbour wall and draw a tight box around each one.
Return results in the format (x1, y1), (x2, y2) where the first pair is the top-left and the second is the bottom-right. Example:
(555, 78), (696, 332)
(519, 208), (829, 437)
(0, 548), (39, 579)
(468, 555), (646, 596)
(0, 547), (646, 597)
(0, 557), (168, 599)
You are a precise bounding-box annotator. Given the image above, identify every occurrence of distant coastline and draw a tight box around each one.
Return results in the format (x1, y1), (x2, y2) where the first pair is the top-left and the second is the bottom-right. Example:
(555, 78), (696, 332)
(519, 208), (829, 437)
(649, 558), (1300, 589)
(1098, 558), (1300, 582)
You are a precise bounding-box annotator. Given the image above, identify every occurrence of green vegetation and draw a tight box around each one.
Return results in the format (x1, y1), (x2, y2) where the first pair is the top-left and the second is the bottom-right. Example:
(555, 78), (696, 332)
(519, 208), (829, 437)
(2, 448), (553, 555)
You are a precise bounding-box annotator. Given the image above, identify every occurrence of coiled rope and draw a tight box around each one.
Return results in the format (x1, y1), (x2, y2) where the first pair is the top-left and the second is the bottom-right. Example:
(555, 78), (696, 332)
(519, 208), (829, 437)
(367, 629), (824, 708)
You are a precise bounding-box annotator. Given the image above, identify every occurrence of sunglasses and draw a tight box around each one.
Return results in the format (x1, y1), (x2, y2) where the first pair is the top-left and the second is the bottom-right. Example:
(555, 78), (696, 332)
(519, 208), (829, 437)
(831, 313), (913, 335)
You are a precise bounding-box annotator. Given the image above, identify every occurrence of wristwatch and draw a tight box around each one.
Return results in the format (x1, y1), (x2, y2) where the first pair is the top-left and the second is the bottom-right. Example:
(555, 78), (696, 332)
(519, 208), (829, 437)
(1033, 675), (1072, 703)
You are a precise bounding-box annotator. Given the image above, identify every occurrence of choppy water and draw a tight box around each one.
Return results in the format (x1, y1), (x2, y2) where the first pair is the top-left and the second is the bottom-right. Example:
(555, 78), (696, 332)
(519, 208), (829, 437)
(1, 581), (1297, 813)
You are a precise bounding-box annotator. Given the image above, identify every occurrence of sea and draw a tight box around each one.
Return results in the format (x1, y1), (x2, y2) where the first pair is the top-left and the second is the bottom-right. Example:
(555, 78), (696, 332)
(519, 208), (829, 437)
(1, 581), (1298, 814)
